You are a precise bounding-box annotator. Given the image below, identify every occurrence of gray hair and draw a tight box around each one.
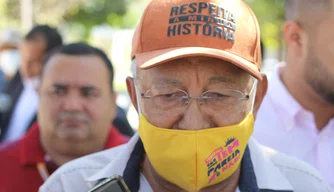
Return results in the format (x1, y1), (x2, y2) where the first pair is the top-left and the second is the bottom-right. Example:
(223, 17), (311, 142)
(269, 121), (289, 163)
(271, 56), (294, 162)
(131, 59), (138, 79)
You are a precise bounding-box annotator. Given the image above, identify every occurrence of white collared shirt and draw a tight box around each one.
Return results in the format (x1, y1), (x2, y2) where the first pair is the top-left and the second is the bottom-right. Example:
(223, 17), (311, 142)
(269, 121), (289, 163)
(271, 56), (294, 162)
(3, 81), (38, 142)
(39, 133), (332, 192)
(254, 65), (334, 189)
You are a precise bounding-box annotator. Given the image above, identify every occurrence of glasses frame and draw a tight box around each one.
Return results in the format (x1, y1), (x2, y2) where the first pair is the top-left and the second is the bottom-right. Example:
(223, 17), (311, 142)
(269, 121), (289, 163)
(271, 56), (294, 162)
(138, 79), (257, 110)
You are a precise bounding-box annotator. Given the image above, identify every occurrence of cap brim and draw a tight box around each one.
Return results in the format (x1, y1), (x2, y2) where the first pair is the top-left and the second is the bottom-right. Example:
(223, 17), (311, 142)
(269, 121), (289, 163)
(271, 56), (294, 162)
(136, 47), (262, 80)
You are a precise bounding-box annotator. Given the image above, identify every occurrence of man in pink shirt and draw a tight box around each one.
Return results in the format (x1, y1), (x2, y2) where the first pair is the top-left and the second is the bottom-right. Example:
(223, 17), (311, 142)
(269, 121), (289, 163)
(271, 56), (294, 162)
(254, 0), (334, 189)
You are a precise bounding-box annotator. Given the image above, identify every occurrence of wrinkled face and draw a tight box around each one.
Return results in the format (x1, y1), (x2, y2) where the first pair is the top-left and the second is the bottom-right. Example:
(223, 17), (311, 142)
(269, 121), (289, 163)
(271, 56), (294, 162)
(131, 57), (262, 130)
(304, 11), (334, 104)
(38, 54), (116, 156)
(19, 40), (46, 79)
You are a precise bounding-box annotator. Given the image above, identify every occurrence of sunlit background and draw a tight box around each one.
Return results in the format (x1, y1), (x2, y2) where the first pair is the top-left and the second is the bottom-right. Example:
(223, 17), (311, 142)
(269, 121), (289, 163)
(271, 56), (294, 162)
(0, 0), (285, 129)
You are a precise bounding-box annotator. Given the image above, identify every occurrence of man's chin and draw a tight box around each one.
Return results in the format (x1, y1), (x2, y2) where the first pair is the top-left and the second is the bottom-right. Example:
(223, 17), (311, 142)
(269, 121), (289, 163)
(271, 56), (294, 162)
(55, 129), (90, 141)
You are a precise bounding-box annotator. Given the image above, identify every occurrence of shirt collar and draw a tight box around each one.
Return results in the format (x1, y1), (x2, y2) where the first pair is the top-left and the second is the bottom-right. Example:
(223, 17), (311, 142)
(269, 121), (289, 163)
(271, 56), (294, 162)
(22, 75), (39, 89)
(86, 134), (140, 183)
(104, 125), (129, 149)
(20, 123), (127, 166)
(319, 118), (334, 138)
(328, 119), (334, 131)
(20, 122), (45, 165)
(248, 137), (293, 191)
(268, 65), (303, 131)
(86, 134), (294, 191)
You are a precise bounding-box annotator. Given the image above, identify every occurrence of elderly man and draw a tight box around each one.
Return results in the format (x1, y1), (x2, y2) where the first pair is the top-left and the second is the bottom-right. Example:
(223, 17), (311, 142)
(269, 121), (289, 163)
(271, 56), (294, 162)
(253, 0), (334, 189)
(0, 43), (128, 192)
(40, 1), (332, 192)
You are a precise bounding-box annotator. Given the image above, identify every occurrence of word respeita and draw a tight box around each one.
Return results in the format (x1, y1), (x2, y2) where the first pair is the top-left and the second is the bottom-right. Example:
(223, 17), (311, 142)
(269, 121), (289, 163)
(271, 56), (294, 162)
(167, 2), (236, 43)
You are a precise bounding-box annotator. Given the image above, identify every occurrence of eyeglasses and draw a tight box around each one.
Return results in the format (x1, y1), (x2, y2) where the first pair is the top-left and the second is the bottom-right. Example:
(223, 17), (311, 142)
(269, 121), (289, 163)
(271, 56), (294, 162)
(138, 80), (257, 117)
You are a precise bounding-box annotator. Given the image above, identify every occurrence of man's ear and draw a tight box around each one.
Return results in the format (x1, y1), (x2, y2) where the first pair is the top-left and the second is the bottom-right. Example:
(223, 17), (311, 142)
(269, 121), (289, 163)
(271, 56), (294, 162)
(253, 74), (268, 118)
(126, 77), (139, 113)
(283, 21), (305, 57)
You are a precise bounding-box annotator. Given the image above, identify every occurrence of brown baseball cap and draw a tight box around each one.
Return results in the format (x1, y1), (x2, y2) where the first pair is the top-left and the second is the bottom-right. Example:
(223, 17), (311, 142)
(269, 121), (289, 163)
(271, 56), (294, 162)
(132, 0), (262, 80)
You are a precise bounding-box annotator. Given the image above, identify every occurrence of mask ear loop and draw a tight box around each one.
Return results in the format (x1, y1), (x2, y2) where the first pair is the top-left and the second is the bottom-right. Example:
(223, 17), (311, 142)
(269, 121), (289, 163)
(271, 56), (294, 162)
(249, 79), (258, 114)
(134, 83), (143, 116)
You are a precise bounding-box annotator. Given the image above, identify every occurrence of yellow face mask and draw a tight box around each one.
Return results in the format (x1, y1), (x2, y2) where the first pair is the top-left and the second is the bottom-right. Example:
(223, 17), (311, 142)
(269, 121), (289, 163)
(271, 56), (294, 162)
(138, 113), (254, 192)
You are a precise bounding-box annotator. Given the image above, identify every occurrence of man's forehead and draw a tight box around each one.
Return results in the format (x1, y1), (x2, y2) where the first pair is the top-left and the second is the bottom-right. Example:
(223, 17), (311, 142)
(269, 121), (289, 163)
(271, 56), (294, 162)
(22, 39), (46, 50)
(42, 55), (108, 86)
(52, 83), (98, 89)
(44, 78), (103, 91)
(287, 0), (334, 20)
(20, 43), (44, 56)
(44, 54), (105, 73)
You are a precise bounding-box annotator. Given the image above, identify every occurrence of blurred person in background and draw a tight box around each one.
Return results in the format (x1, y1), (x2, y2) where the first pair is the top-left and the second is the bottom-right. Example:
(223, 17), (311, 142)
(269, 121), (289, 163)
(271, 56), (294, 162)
(0, 29), (21, 91)
(0, 24), (134, 143)
(0, 25), (63, 143)
(254, 0), (334, 189)
(113, 105), (135, 136)
(0, 43), (128, 192)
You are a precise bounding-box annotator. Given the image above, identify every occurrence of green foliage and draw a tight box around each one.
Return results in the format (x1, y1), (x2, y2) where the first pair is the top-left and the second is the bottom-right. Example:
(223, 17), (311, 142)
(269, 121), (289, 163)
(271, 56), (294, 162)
(5, 0), (20, 21)
(245, 0), (285, 51)
(0, 0), (140, 34)
(63, 0), (130, 37)
(0, 0), (19, 28)
(0, 0), (285, 51)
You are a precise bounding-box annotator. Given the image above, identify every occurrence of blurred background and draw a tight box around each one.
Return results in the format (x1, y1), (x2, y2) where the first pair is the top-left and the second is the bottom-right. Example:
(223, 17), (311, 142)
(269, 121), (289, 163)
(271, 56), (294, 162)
(0, 0), (285, 129)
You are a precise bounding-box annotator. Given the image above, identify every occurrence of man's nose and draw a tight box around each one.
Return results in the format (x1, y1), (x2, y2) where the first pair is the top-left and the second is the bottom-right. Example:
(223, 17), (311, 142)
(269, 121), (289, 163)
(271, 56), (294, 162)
(176, 99), (212, 130)
(63, 92), (84, 112)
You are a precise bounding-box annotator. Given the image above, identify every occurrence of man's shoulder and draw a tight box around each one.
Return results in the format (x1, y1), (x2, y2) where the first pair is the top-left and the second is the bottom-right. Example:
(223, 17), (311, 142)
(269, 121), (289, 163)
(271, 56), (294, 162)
(0, 140), (22, 188)
(261, 145), (332, 192)
(0, 140), (20, 159)
(40, 144), (127, 192)
(53, 143), (126, 174)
